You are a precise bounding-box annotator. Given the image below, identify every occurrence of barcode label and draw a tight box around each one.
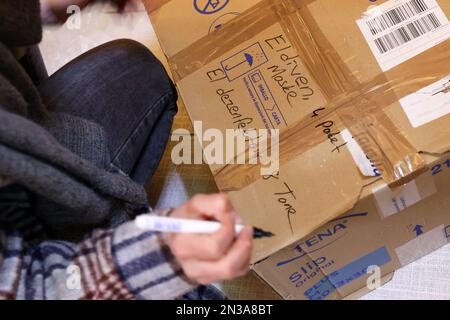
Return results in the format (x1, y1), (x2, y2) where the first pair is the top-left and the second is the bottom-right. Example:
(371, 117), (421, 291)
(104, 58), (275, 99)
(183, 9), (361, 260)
(357, 0), (450, 71)
(366, 0), (429, 35)
(374, 13), (442, 53)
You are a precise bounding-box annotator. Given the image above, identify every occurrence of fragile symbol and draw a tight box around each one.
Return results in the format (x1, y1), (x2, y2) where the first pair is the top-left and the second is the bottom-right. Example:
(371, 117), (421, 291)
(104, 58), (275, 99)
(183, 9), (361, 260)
(220, 42), (268, 81)
(224, 53), (254, 72)
(413, 224), (424, 237)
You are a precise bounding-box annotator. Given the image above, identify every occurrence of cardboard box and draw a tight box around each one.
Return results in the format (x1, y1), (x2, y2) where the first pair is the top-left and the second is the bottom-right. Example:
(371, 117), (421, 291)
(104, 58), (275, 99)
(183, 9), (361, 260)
(145, 0), (450, 299)
(254, 154), (450, 299)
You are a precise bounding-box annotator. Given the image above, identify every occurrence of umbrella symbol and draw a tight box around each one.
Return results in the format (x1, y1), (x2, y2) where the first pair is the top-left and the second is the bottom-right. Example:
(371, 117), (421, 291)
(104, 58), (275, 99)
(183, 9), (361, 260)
(224, 53), (254, 72)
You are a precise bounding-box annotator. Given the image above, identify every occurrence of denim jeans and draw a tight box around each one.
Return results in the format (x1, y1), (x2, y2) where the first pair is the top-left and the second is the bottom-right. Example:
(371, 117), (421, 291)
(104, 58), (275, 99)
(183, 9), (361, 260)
(36, 39), (226, 300)
(38, 39), (178, 187)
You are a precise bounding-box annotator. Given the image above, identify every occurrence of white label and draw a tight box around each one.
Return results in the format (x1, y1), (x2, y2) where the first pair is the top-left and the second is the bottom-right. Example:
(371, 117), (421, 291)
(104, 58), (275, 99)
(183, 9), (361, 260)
(400, 75), (450, 127)
(372, 173), (437, 218)
(357, 0), (450, 71)
(372, 180), (421, 217)
(341, 129), (380, 177)
(395, 225), (447, 266)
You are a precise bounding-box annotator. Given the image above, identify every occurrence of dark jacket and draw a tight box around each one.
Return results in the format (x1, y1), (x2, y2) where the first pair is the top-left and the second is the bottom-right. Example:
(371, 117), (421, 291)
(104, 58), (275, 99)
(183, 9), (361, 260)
(0, 0), (148, 240)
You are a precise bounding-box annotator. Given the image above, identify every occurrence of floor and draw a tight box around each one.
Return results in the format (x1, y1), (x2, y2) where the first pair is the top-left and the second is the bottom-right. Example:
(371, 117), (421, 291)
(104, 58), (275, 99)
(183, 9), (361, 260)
(39, 2), (450, 300)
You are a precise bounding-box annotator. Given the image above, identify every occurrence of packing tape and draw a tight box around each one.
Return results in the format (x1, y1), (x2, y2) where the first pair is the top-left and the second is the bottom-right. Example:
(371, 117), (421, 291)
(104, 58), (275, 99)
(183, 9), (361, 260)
(395, 225), (447, 267)
(168, 0), (282, 82)
(372, 173), (438, 219)
(167, 0), (449, 102)
(212, 95), (426, 191)
(153, 0), (450, 190)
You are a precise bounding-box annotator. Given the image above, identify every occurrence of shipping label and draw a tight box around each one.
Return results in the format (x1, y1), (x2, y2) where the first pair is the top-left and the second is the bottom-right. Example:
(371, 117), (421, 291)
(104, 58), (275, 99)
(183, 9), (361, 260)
(357, 0), (450, 71)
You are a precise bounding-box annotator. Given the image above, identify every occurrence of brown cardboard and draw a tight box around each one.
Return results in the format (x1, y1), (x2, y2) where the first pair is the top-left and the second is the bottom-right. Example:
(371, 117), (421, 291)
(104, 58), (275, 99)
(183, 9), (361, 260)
(146, 0), (263, 57)
(145, 0), (450, 299)
(253, 154), (450, 300)
(162, 0), (449, 187)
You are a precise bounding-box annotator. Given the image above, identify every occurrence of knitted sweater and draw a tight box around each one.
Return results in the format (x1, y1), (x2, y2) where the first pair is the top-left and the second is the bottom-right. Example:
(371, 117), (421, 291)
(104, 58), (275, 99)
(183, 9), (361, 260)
(0, 0), (197, 299)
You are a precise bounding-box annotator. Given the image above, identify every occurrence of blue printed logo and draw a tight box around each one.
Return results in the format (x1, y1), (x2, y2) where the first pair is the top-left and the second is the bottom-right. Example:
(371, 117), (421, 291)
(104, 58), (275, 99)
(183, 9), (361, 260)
(304, 247), (391, 300)
(445, 225), (450, 239)
(276, 212), (369, 267)
(288, 256), (336, 289)
(194, 0), (230, 15)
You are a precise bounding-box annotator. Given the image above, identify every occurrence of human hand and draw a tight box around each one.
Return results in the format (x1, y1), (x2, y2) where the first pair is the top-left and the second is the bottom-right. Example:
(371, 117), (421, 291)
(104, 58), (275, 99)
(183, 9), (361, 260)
(166, 193), (253, 285)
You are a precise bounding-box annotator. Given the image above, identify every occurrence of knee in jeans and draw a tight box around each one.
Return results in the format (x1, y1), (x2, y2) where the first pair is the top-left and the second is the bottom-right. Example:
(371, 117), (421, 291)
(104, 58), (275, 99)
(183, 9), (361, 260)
(101, 39), (177, 101)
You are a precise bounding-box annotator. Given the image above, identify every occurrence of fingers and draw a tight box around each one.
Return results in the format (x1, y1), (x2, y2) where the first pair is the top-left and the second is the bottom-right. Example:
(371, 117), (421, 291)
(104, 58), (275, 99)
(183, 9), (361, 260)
(171, 194), (237, 260)
(217, 225), (253, 277)
(170, 233), (228, 261)
(190, 194), (237, 253)
(171, 193), (235, 221)
(188, 193), (236, 220)
(180, 260), (221, 285)
(167, 193), (253, 285)
(180, 226), (254, 285)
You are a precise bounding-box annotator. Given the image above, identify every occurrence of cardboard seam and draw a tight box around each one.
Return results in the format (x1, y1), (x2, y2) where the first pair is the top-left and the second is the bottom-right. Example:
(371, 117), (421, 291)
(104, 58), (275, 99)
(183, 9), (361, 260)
(301, 247), (345, 300)
(248, 270), (284, 299)
(249, 188), (363, 263)
(420, 148), (450, 157)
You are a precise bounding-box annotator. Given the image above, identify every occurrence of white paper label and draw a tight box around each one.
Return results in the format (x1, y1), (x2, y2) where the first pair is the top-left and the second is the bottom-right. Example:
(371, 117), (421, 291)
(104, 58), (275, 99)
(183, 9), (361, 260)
(372, 180), (421, 217)
(341, 129), (380, 177)
(357, 0), (450, 71)
(395, 225), (447, 266)
(372, 173), (437, 218)
(400, 75), (450, 127)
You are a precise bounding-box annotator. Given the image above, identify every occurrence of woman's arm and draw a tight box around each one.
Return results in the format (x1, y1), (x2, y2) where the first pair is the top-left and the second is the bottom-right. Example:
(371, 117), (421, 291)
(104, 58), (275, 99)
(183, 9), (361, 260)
(0, 193), (253, 299)
(0, 210), (196, 299)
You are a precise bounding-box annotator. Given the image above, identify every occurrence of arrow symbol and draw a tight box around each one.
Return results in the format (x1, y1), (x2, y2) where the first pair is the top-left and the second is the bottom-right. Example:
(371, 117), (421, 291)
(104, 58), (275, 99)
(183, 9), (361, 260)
(224, 53), (254, 72)
(413, 224), (424, 237)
